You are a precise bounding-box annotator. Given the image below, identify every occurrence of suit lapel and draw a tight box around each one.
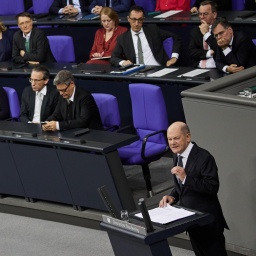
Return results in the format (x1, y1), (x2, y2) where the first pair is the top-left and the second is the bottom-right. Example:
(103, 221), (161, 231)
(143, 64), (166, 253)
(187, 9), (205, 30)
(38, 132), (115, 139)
(40, 91), (48, 121)
(127, 31), (136, 63)
(144, 27), (154, 52)
(185, 143), (198, 176)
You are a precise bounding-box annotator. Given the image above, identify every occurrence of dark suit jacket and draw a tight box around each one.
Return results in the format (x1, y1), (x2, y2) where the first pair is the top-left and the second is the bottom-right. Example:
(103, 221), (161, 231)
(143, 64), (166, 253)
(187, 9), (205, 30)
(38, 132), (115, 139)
(12, 27), (56, 64)
(189, 26), (218, 68)
(215, 31), (256, 72)
(20, 85), (59, 122)
(0, 87), (10, 120)
(89, 0), (131, 13)
(170, 143), (228, 230)
(0, 30), (13, 62)
(50, 0), (90, 14)
(245, 0), (256, 10)
(47, 86), (103, 130)
(193, 0), (232, 10)
(110, 25), (182, 67)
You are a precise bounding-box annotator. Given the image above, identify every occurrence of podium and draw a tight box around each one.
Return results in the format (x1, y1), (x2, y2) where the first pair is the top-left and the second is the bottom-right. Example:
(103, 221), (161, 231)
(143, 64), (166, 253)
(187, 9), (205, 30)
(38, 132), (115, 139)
(100, 210), (213, 256)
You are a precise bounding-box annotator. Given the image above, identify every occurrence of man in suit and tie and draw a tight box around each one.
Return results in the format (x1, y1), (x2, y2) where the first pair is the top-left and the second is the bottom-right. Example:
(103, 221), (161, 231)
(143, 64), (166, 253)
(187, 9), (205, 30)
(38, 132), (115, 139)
(159, 121), (228, 256)
(20, 66), (59, 123)
(212, 17), (256, 73)
(12, 12), (56, 65)
(189, 1), (218, 68)
(110, 5), (182, 67)
(90, 0), (131, 14)
(43, 70), (103, 131)
(50, 0), (91, 14)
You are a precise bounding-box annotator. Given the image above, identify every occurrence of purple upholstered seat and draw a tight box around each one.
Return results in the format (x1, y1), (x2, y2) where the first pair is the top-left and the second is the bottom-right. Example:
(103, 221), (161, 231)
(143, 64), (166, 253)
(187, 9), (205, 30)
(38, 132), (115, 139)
(0, 0), (25, 15)
(134, 0), (155, 12)
(118, 83), (169, 197)
(163, 37), (173, 59)
(232, 0), (245, 10)
(32, 0), (54, 14)
(3, 87), (20, 121)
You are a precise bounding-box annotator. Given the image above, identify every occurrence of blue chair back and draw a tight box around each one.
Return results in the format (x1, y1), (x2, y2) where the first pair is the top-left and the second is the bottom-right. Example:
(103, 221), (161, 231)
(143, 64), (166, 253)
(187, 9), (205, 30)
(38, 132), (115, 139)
(232, 0), (245, 10)
(33, 0), (54, 14)
(47, 36), (75, 63)
(252, 39), (256, 45)
(190, 0), (196, 8)
(163, 37), (173, 59)
(92, 93), (121, 131)
(134, 0), (155, 11)
(3, 87), (20, 120)
(0, 0), (25, 15)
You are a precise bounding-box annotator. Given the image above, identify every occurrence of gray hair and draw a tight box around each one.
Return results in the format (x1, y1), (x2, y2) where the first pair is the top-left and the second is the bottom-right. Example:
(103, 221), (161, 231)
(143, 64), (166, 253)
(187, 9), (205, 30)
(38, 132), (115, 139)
(53, 70), (74, 86)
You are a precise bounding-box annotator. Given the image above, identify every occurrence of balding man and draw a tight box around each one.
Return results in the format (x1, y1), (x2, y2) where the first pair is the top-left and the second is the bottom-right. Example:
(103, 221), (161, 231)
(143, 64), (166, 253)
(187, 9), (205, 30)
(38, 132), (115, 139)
(159, 122), (228, 256)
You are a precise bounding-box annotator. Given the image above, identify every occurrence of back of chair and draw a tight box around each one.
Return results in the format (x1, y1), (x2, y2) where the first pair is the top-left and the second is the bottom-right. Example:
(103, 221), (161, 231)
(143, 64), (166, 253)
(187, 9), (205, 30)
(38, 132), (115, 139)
(190, 0), (196, 8)
(232, 0), (245, 10)
(134, 0), (155, 11)
(163, 37), (173, 59)
(47, 36), (75, 63)
(3, 87), (20, 120)
(0, 0), (25, 15)
(92, 93), (121, 131)
(252, 39), (256, 45)
(33, 0), (54, 14)
(129, 83), (168, 143)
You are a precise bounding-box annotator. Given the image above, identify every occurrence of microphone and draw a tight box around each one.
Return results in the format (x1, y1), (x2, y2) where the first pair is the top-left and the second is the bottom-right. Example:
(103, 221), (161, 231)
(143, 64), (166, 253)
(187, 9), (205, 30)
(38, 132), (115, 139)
(138, 198), (154, 233)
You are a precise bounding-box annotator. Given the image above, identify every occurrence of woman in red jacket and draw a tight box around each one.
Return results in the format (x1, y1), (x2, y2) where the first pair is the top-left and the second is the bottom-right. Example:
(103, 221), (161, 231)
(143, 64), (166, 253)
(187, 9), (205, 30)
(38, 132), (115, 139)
(155, 0), (190, 12)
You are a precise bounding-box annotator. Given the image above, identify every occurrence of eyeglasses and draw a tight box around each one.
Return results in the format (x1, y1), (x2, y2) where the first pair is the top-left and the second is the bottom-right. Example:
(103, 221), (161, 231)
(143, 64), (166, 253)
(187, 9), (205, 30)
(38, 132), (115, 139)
(198, 12), (210, 17)
(214, 29), (227, 39)
(129, 17), (144, 23)
(56, 82), (71, 93)
(29, 78), (44, 83)
(19, 20), (32, 26)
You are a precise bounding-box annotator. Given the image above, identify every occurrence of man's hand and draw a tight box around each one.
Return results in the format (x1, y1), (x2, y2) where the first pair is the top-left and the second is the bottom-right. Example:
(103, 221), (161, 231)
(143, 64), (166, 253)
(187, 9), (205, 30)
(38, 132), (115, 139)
(166, 57), (177, 66)
(171, 166), (186, 181)
(122, 60), (133, 66)
(62, 5), (78, 14)
(217, 38), (230, 49)
(226, 64), (244, 73)
(92, 5), (103, 14)
(42, 121), (57, 131)
(190, 7), (198, 13)
(159, 195), (175, 207)
(28, 61), (40, 65)
(199, 20), (209, 36)
(20, 50), (25, 56)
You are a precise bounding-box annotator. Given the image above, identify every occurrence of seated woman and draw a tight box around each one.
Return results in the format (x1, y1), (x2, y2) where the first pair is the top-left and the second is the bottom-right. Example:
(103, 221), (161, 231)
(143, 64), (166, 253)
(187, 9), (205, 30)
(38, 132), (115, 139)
(0, 20), (13, 62)
(155, 0), (190, 12)
(87, 7), (127, 64)
(0, 86), (10, 120)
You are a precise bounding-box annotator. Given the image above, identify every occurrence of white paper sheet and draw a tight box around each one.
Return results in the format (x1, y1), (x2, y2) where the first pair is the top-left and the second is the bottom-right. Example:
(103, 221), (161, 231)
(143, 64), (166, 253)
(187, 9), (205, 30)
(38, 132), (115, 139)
(178, 69), (210, 78)
(154, 10), (183, 19)
(135, 204), (195, 224)
(147, 68), (178, 77)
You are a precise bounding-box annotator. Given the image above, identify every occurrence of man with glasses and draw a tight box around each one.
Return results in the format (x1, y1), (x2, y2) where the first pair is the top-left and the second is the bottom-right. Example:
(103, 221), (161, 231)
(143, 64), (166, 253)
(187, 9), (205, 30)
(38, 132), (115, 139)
(12, 12), (55, 65)
(20, 66), (59, 123)
(43, 70), (103, 131)
(90, 0), (131, 14)
(189, 1), (218, 68)
(212, 18), (256, 73)
(110, 5), (182, 67)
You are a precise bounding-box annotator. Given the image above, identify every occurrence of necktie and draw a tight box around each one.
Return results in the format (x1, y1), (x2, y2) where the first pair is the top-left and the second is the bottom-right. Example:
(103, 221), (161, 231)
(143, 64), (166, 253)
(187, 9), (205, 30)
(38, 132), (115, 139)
(25, 38), (30, 53)
(136, 33), (144, 64)
(177, 155), (183, 187)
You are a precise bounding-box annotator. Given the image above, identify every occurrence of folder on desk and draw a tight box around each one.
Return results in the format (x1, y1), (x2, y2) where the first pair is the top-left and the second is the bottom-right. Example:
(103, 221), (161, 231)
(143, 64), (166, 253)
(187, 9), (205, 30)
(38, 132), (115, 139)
(111, 64), (145, 75)
(81, 14), (100, 20)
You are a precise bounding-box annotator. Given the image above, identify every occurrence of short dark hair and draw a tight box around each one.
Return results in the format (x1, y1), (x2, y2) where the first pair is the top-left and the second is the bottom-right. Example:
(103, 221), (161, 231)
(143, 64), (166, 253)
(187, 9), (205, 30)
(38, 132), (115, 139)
(16, 12), (32, 21)
(53, 70), (74, 86)
(128, 5), (145, 16)
(100, 7), (119, 26)
(200, 1), (218, 12)
(212, 17), (231, 31)
(32, 66), (50, 80)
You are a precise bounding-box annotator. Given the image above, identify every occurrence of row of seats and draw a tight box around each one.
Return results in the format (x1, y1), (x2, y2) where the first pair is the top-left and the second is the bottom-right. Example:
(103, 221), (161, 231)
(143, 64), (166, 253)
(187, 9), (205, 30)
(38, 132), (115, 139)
(4, 83), (169, 197)
(0, 0), (247, 15)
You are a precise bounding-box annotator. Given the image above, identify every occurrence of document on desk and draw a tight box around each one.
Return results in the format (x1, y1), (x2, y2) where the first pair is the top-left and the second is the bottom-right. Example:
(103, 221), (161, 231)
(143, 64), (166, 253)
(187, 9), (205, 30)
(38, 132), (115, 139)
(178, 69), (210, 78)
(154, 10), (182, 18)
(135, 204), (195, 224)
(147, 68), (178, 77)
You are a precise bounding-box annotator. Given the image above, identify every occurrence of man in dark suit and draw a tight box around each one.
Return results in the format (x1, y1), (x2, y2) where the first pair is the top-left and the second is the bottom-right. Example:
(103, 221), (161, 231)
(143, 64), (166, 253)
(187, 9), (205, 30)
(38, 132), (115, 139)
(20, 66), (59, 123)
(0, 87), (10, 120)
(189, 1), (218, 68)
(43, 70), (103, 131)
(12, 12), (56, 65)
(89, 0), (131, 14)
(110, 5), (182, 67)
(212, 18), (256, 73)
(49, 0), (91, 14)
(159, 121), (228, 256)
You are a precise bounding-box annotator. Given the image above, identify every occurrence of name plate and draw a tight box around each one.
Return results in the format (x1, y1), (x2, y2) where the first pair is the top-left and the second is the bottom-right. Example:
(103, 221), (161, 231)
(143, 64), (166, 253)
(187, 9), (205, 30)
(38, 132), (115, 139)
(102, 215), (147, 235)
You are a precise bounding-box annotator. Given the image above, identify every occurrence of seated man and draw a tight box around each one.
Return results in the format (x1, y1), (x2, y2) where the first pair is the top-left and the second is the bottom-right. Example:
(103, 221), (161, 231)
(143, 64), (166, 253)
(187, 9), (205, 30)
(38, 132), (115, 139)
(20, 66), (59, 123)
(43, 70), (103, 131)
(50, 0), (91, 14)
(110, 5), (182, 67)
(212, 18), (256, 73)
(0, 86), (10, 120)
(89, 0), (131, 15)
(191, 0), (231, 13)
(189, 1), (218, 68)
(12, 12), (56, 65)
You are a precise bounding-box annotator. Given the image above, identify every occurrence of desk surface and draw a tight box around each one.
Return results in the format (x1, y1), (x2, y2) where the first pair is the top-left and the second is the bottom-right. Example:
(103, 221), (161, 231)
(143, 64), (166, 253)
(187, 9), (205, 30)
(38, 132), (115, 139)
(1, 11), (256, 26)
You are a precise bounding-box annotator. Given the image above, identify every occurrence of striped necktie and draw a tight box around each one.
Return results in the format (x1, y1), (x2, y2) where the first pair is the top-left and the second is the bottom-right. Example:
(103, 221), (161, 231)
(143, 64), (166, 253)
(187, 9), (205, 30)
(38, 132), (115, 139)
(25, 38), (30, 52)
(136, 33), (144, 64)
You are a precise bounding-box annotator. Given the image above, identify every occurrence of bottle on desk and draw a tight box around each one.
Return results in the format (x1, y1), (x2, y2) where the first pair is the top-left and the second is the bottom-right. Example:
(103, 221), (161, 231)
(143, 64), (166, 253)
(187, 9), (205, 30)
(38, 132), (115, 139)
(243, 86), (256, 98)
